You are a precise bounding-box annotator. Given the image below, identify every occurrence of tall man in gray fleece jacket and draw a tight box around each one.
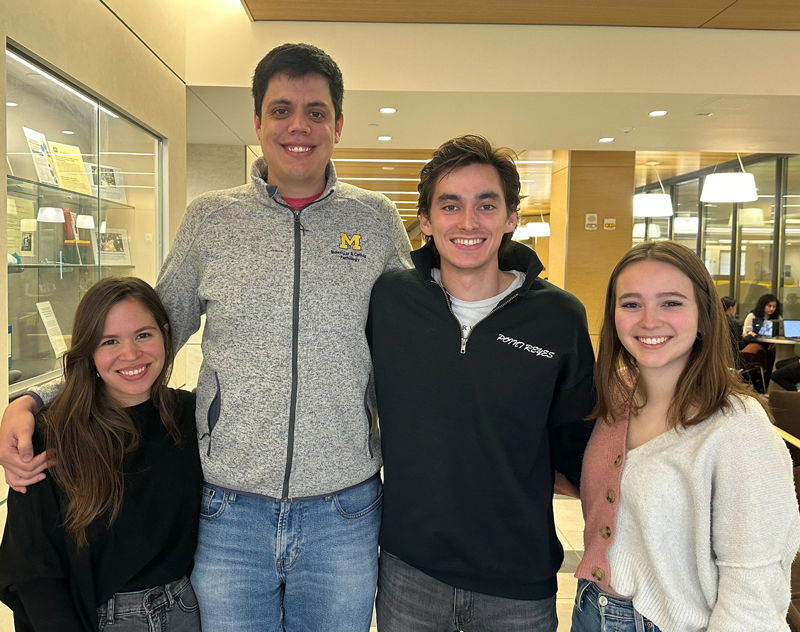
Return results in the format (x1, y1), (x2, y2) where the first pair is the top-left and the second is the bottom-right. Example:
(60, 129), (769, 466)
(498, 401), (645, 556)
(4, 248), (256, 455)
(0, 43), (412, 631)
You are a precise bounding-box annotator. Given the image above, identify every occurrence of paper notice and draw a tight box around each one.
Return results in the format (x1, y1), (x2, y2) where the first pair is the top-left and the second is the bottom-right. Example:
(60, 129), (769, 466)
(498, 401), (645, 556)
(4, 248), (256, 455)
(23, 127), (59, 186)
(36, 302), (69, 358)
(7, 198), (19, 255)
(49, 141), (92, 195)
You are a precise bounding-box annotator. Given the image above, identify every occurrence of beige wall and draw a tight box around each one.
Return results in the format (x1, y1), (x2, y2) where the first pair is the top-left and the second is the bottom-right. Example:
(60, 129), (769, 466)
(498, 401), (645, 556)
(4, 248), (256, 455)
(1, 0), (187, 401)
(187, 144), (248, 204)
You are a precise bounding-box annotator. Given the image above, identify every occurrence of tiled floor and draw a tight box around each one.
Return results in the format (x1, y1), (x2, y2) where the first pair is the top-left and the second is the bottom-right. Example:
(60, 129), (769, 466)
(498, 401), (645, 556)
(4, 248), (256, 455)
(0, 470), (585, 632)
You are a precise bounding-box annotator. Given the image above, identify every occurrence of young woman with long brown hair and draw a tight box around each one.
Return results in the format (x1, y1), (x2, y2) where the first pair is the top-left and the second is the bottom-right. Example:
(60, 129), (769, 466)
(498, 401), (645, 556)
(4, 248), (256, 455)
(572, 241), (799, 632)
(0, 277), (202, 632)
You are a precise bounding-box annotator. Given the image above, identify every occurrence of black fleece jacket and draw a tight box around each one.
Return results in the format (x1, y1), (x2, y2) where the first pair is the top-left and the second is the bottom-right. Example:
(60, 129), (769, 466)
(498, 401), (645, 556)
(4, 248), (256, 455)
(368, 242), (595, 600)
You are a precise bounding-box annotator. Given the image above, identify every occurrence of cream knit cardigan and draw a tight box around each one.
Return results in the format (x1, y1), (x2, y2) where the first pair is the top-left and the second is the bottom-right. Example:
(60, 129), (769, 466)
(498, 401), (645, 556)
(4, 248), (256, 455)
(602, 396), (800, 631)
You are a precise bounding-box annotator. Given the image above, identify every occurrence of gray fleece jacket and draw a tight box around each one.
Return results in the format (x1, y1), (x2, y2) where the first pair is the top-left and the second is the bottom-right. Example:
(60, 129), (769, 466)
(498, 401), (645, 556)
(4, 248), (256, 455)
(34, 158), (412, 500)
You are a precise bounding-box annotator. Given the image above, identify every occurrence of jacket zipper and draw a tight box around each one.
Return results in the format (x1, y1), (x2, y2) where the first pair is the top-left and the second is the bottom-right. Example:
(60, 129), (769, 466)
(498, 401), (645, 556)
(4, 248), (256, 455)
(432, 280), (520, 354)
(276, 190), (334, 501)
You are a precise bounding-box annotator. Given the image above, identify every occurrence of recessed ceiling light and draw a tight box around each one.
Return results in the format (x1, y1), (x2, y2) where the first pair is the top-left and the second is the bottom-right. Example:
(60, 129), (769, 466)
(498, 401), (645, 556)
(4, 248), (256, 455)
(382, 166), (395, 171)
(648, 110), (668, 117)
(380, 107), (397, 114)
(599, 137), (615, 143)
(378, 136), (392, 141)
(62, 130), (75, 135)
(6, 101), (18, 107)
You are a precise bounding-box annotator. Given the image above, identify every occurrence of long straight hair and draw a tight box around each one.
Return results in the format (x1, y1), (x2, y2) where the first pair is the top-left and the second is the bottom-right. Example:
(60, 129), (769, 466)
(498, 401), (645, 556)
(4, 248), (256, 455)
(43, 277), (177, 546)
(592, 241), (769, 427)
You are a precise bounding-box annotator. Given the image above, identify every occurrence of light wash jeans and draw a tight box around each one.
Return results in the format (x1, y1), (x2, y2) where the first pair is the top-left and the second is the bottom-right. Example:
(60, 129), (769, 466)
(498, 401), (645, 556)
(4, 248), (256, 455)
(96, 576), (201, 632)
(191, 476), (382, 632)
(376, 550), (558, 632)
(571, 579), (662, 632)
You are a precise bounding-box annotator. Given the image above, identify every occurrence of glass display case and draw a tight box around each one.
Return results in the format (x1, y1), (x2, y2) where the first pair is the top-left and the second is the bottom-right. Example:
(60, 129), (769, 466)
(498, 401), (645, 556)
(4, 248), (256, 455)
(5, 48), (162, 396)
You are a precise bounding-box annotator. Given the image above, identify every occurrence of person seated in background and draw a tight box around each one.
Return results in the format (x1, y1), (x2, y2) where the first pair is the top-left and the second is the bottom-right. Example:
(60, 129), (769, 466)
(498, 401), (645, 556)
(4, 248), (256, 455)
(742, 293), (782, 387)
(0, 277), (202, 632)
(721, 295), (765, 392)
(743, 293), (782, 335)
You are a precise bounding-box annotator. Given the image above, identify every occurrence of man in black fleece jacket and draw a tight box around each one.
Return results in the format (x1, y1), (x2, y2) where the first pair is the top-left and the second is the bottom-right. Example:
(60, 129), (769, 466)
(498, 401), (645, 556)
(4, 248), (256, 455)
(368, 135), (595, 631)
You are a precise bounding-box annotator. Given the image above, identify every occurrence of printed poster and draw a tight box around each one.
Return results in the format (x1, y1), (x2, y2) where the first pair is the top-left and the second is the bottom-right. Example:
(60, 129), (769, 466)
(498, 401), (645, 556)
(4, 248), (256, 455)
(35, 301), (68, 358)
(92, 227), (131, 266)
(49, 141), (92, 195)
(23, 127), (59, 186)
(85, 162), (128, 204)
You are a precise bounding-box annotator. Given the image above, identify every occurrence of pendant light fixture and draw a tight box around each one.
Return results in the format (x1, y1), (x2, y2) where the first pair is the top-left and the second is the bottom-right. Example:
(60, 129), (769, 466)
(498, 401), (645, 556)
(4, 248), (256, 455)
(633, 162), (673, 218)
(700, 153), (758, 203)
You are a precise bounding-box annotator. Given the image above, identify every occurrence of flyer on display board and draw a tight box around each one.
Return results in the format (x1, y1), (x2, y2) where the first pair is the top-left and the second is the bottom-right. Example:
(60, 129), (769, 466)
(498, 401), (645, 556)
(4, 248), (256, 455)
(49, 141), (93, 195)
(92, 227), (132, 266)
(35, 301), (68, 358)
(6, 198), (19, 257)
(84, 162), (128, 204)
(23, 127), (59, 186)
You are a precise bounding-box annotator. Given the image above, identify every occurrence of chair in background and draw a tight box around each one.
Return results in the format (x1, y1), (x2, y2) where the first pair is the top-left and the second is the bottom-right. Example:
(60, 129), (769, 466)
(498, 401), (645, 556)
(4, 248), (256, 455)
(772, 391), (800, 468)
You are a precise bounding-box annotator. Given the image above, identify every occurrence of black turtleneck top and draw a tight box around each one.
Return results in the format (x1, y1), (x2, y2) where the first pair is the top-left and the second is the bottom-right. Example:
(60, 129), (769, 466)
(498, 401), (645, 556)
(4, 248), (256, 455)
(0, 388), (201, 632)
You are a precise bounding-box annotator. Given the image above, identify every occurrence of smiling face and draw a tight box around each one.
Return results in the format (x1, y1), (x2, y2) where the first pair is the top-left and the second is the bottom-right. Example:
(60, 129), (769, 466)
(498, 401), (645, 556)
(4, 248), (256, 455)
(614, 260), (699, 384)
(419, 163), (517, 281)
(254, 72), (343, 198)
(93, 298), (166, 407)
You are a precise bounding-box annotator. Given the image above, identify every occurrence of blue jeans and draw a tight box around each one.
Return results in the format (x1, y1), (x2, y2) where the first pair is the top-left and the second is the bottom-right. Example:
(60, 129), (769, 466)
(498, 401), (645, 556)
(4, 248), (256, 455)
(376, 550), (558, 632)
(191, 476), (382, 632)
(96, 576), (201, 632)
(571, 579), (661, 632)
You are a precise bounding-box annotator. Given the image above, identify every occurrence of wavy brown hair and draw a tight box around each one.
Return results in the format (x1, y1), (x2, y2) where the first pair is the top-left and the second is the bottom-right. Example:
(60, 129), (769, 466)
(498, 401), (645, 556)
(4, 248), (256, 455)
(417, 134), (521, 267)
(43, 277), (178, 546)
(592, 241), (770, 428)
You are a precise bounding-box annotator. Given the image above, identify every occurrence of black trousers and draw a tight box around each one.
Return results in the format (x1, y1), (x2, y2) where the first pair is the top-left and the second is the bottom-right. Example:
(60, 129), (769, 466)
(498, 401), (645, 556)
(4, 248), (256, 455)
(772, 357), (800, 391)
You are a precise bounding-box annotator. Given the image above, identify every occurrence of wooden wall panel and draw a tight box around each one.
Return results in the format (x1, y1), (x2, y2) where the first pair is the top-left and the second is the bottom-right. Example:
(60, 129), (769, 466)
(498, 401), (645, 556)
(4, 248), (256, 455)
(565, 154), (635, 337)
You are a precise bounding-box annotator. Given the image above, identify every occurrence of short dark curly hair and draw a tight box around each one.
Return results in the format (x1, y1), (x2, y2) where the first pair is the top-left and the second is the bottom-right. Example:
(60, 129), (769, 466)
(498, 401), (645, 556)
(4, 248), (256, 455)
(252, 43), (344, 120)
(417, 135), (521, 266)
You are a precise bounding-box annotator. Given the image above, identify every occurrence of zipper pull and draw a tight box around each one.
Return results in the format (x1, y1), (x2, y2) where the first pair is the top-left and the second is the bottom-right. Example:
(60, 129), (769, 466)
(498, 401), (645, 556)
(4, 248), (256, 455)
(460, 337), (467, 354)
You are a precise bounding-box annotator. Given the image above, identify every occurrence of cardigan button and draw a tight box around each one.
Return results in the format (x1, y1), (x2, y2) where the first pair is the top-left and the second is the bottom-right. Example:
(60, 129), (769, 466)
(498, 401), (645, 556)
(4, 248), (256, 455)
(606, 489), (616, 503)
(591, 567), (606, 581)
(614, 455), (623, 467)
(600, 525), (612, 539)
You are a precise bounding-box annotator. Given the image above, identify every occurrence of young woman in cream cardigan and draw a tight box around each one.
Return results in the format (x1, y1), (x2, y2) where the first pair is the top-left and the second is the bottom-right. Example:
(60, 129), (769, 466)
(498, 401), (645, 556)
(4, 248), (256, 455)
(572, 241), (799, 632)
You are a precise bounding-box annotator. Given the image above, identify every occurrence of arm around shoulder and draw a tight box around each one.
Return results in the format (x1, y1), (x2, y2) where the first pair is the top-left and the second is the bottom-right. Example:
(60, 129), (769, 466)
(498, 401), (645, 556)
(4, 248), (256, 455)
(0, 395), (48, 491)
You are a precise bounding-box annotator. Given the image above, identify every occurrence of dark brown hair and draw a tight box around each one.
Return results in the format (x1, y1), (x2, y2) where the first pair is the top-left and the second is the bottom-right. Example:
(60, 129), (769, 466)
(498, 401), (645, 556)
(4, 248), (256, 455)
(417, 134), (521, 267)
(43, 277), (177, 546)
(252, 43), (344, 120)
(592, 241), (770, 427)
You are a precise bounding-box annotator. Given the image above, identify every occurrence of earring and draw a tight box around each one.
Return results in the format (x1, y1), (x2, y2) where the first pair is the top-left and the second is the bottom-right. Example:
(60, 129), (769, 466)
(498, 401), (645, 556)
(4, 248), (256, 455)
(696, 331), (704, 341)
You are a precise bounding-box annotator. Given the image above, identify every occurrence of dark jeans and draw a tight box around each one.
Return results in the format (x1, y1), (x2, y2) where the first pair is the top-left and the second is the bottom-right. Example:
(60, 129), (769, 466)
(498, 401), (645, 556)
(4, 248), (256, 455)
(772, 356), (800, 391)
(375, 550), (557, 632)
(571, 579), (661, 632)
(96, 576), (201, 632)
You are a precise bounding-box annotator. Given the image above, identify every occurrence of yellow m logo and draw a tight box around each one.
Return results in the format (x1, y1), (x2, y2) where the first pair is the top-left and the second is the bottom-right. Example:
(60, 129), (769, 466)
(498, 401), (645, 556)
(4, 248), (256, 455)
(339, 233), (362, 250)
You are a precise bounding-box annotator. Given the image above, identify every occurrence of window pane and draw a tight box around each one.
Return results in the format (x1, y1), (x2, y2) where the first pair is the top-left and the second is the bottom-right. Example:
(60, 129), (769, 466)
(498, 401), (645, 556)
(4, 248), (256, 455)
(783, 156), (800, 319)
(737, 159), (776, 317)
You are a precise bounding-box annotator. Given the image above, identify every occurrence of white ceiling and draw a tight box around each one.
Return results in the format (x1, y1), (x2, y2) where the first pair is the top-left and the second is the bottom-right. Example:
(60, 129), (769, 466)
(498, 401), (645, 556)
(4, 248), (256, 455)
(187, 86), (800, 154)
